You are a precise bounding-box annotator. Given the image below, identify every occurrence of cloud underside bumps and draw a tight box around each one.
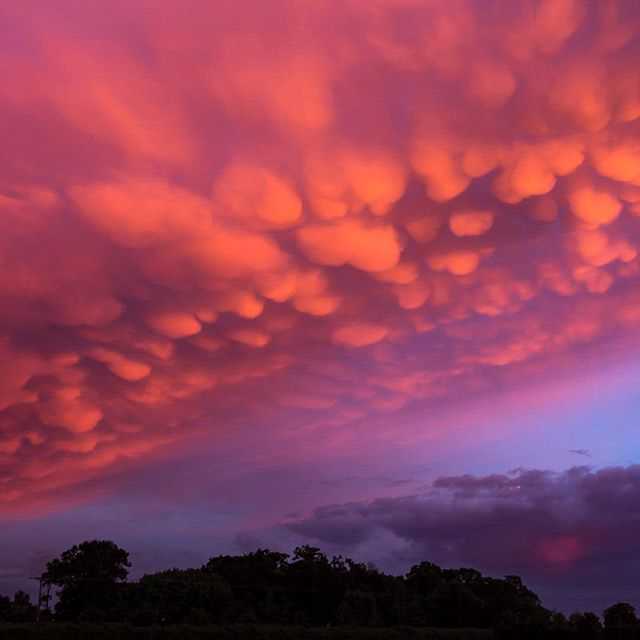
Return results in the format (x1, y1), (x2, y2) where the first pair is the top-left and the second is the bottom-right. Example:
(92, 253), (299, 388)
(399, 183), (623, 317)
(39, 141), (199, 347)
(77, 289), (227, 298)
(2, 0), (640, 510)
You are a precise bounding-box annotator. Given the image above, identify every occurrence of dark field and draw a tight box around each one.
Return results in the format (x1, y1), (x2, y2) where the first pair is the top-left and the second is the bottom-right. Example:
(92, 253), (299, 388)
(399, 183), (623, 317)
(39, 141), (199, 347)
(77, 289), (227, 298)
(3, 626), (640, 640)
(0, 625), (493, 640)
(0, 624), (495, 640)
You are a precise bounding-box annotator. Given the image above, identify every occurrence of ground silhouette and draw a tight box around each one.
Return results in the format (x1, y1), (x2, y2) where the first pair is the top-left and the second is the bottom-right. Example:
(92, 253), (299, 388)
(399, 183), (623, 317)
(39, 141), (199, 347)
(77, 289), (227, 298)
(1, 540), (638, 638)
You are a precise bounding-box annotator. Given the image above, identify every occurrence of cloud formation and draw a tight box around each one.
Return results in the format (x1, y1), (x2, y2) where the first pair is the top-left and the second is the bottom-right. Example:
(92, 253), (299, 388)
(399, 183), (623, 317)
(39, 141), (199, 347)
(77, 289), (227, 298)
(2, 0), (640, 512)
(286, 466), (640, 609)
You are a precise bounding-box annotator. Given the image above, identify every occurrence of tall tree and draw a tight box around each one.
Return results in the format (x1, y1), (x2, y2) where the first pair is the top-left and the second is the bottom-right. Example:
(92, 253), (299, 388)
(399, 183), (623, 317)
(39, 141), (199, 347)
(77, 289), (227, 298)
(569, 611), (602, 638)
(42, 540), (130, 621)
(603, 602), (638, 629)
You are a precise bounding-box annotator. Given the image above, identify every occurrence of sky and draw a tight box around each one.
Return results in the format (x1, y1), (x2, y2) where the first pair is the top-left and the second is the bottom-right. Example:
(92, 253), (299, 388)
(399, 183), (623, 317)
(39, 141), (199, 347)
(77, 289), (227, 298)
(1, 0), (640, 615)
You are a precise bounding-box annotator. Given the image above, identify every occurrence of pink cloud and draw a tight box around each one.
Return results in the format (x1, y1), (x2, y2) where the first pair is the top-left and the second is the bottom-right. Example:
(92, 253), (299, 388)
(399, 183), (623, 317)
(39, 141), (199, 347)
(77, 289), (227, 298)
(1, 0), (640, 516)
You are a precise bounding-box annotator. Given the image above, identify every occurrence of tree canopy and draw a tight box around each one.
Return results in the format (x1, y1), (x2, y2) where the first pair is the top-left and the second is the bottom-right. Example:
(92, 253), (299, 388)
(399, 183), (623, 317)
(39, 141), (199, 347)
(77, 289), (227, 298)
(42, 540), (131, 621)
(0, 539), (635, 637)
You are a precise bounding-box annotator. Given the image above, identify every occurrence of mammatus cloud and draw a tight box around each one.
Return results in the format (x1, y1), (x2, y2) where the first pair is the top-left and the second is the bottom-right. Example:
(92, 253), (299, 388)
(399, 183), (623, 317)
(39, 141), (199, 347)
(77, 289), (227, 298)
(2, 1), (640, 511)
(285, 466), (640, 608)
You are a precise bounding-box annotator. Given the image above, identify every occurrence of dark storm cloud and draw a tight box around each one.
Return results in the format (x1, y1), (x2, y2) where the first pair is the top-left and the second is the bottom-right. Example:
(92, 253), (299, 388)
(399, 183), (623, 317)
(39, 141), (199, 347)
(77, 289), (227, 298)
(286, 465), (640, 611)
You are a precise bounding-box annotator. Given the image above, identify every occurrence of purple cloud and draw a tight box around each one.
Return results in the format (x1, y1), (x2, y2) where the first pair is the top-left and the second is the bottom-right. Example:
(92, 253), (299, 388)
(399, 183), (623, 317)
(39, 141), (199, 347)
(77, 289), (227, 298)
(286, 465), (640, 613)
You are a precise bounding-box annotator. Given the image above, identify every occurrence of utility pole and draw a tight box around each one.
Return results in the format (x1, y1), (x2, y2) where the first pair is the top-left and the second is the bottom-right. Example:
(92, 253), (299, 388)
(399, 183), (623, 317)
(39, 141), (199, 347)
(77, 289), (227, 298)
(30, 576), (51, 622)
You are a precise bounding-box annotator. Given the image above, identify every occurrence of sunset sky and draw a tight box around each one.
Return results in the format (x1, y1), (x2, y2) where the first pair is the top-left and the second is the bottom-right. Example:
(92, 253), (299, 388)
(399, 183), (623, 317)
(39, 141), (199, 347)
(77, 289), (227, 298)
(1, 0), (640, 614)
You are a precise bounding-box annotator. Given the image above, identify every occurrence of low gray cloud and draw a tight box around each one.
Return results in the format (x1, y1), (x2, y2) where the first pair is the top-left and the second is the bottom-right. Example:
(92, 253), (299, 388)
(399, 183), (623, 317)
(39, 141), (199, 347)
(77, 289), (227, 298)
(286, 465), (640, 613)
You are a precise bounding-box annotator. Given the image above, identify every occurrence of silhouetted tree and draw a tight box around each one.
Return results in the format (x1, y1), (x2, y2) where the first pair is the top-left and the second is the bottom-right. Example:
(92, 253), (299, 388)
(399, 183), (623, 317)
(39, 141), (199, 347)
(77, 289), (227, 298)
(135, 568), (232, 624)
(10, 591), (37, 622)
(427, 581), (485, 627)
(405, 561), (444, 595)
(25, 538), (635, 637)
(203, 548), (290, 623)
(549, 611), (570, 631)
(287, 545), (341, 625)
(569, 611), (602, 638)
(0, 591), (37, 623)
(0, 594), (11, 622)
(603, 602), (638, 629)
(42, 539), (130, 621)
(337, 589), (380, 626)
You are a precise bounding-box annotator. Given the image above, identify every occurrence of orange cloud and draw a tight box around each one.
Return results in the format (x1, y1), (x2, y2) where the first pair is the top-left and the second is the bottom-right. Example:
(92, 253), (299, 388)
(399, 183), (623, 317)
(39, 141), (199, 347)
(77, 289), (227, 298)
(427, 251), (482, 276)
(3, 0), (640, 516)
(297, 219), (401, 272)
(212, 162), (302, 228)
(88, 348), (152, 381)
(228, 329), (271, 348)
(449, 210), (494, 237)
(146, 312), (202, 339)
(394, 280), (431, 310)
(411, 142), (471, 203)
(332, 323), (389, 348)
(211, 46), (333, 134)
(305, 148), (407, 218)
(69, 179), (212, 249)
(591, 141), (640, 184)
(568, 184), (622, 227)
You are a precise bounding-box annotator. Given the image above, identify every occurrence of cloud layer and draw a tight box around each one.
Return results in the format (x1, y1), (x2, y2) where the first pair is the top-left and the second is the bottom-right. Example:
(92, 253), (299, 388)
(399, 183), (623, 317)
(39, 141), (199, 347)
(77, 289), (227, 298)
(285, 465), (640, 612)
(2, 0), (640, 512)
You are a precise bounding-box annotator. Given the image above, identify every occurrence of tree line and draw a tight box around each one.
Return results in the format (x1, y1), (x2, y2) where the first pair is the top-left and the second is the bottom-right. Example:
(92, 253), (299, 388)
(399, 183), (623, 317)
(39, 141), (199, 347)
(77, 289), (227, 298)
(0, 540), (638, 638)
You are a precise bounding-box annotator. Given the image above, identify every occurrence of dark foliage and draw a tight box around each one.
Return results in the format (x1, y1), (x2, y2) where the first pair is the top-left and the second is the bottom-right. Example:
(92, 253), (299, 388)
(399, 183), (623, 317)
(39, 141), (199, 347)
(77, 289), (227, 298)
(42, 540), (131, 621)
(1, 540), (637, 639)
(604, 603), (638, 629)
(0, 591), (37, 623)
(0, 623), (494, 640)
